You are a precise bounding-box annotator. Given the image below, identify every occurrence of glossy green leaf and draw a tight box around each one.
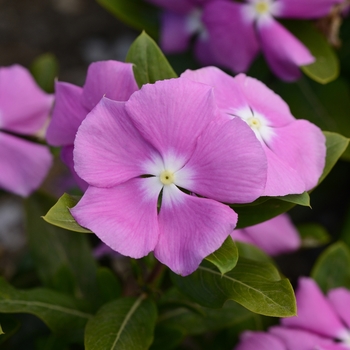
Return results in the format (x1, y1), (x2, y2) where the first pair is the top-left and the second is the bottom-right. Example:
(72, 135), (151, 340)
(285, 21), (339, 84)
(126, 31), (177, 87)
(42, 193), (90, 233)
(0, 278), (92, 334)
(311, 242), (350, 293)
(30, 53), (59, 93)
(297, 223), (330, 248)
(205, 236), (238, 275)
(275, 192), (310, 207)
(172, 259), (296, 317)
(96, 0), (159, 38)
(84, 296), (157, 350)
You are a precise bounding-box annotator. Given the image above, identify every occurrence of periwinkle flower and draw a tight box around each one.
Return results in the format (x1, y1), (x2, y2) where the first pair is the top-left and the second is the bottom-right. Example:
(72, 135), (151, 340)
(71, 78), (268, 275)
(46, 60), (138, 190)
(0, 65), (53, 197)
(236, 278), (350, 350)
(182, 66), (326, 196)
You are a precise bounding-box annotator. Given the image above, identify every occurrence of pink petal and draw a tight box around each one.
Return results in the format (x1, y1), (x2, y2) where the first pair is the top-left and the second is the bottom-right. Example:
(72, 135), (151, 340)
(74, 98), (159, 188)
(0, 132), (52, 197)
(145, 0), (195, 14)
(81, 61), (138, 111)
(257, 18), (315, 81)
(0, 65), (53, 134)
(125, 78), (217, 162)
(231, 229), (255, 245)
(46, 81), (87, 146)
(71, 178), (161, 259)
(265, 120), (326, 191)
(232, 214), (300, 256)
(236, 331), (286, 350)
(155, 185), (238, 275)
(176, 117), (267, 203)
(277, 0), (343, 19)
(202, 1), (259, 73)
(328, 288), (350, 331)
(282, 278), (346, 339)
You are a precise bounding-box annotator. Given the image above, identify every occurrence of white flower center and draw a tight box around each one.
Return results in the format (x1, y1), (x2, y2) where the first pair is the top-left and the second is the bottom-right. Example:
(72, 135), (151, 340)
(243, 0), (281, 23)
(255, 0), (270, 14)
(160, 170), (175, 185)
(186, 8), (208, 40)
(247, 117), (262, 129)
(339, 330), (350, 348)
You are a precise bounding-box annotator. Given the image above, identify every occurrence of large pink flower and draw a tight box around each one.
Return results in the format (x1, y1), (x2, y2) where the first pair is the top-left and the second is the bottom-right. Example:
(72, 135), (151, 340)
(236, 278), (350, 350)
(0, 65), (53, 197)
(46, 60), (138, 190)
(70, 78), (267, 275)
(181, 67), (326, 196)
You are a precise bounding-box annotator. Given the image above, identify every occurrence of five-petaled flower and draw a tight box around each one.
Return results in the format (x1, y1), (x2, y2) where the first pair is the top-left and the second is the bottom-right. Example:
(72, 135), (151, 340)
(0, 65), (53, 197)
(70, 78), (268, 275)
(235, 277), (350, 350)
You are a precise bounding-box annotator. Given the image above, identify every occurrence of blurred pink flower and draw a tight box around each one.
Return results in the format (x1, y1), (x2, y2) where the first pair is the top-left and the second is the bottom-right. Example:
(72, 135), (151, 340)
(71, 78), (267, 275)
(0, 65), (53, 197)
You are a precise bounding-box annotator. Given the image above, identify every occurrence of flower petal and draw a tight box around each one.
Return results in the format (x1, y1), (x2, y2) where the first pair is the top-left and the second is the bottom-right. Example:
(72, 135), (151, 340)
(232, 214), (300, 255)
(0, 65), (53, 134)
(81, 61), (138, 111)
(74, 98), (159, 187)
(265, 120), (326, 191)
(0, 132), (52, 197)
(46, 81), (87, 146)
(176, 117), (267, 203)
(282, 277), (346, 339)
(257, 18), (314, 81)
(155, 185), (237, 275)
(236, 331), (286, 350)
(125, 78), (217, 163)
(277, 0), (343, 19)
(201, 1), (259, 73)
(145, 0), (194, 14)
(328, 288), (350, 331)
(71, 177), (161, 258)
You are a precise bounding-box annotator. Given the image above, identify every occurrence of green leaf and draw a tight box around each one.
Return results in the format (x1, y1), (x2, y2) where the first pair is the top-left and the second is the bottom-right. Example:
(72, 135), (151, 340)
(0, 278), (92, 334)
(297, 223), (330, 248)
(96, 267), (122, 304)
(275, 192), (310, 207)
(205, 236), (238, 275)
(284, 21), (339, 84)
(172, 259), (296, 317)
(311, 242), (350, 293)
(84, 296), (157, 350)
(96, 0), (159, 38)
(126, 31), (177, 87)
(0, 314), (20, 345)
(26, 193), (98, 304)
(42, 193), (90, 233)
(235, 242), (274, 264)
(30, 53), (59, 93)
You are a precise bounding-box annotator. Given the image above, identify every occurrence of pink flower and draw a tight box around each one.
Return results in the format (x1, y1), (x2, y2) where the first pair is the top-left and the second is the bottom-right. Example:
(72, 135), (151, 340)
(46, 60), (138, 190)
(236, 278), (350, 350)
(231, 214), (300, 255)
(0, 65), (53, 197)
(181, 67), (326, 196)
(70, 78), (267, 275)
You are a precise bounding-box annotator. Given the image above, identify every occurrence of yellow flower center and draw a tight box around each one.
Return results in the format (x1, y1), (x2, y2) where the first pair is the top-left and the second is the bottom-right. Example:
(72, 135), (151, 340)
(255, 1), (269, 14)
(248, 117), (261, 129)
(160, 170), (175, 185)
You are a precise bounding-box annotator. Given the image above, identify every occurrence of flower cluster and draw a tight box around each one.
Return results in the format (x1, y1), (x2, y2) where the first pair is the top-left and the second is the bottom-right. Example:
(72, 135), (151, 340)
(0, 65), (53, 197)
(47, 61), (325, 275)
(146, 0), (342, 80)
(236, 278), (350, 350)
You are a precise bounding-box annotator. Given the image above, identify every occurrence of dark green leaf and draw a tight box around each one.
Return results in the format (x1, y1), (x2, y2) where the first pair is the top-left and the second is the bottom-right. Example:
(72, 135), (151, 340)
(297, 223), (330, 248)
(96, 0), (159, 38)
(235, 242), (274, 264)
(275, 192), (310, 207)
(30, 53), (59, 93)
(126, 31), (177, 87)
(172, 259), (296, 317)
(205, 236), (238, 275)
(311, 242), (350, 292)
(96, 267), (122, 304)
(84, 296), (157, 350)
(285, 21), (339, 84)
(0, 278), (92, 334)
(42, 193), (90, 233)
(0, 314), (20, 344)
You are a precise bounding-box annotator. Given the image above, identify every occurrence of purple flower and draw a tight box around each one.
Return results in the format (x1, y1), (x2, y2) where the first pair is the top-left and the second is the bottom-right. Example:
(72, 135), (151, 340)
(46, 60), (138, 190)
(235, 278), (350, 350)
(231, 214), (300, 256)
(181, 66), (326, 196)
(0, 65), (53, 197)
(70, 78), (267, 275)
